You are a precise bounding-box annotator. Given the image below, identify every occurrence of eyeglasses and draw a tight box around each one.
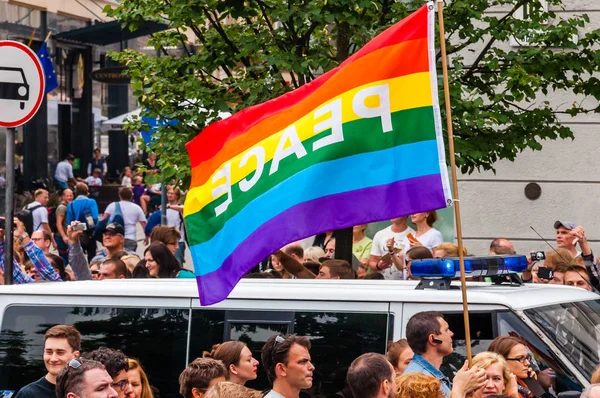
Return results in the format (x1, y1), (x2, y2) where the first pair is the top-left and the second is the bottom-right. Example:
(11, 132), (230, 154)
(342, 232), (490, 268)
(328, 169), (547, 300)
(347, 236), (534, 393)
(112, 379), (130, 391)
(506, 355), (532, 364)
(270, 335), (286, 362)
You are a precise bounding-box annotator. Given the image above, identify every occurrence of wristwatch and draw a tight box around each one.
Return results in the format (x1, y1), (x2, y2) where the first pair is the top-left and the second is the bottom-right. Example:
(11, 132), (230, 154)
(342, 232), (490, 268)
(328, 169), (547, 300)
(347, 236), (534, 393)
(17, 233), (29, 245)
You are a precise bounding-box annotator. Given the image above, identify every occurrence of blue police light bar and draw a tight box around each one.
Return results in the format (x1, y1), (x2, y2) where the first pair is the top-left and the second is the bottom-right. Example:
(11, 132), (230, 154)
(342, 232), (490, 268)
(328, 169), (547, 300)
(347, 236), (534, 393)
(411, 255), (528, 279)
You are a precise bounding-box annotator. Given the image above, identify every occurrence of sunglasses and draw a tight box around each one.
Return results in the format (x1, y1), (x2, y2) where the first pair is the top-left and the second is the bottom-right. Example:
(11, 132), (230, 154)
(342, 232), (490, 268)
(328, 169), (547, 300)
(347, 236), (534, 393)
(270, 335), (286, 363)
(57, 358), (82, 395)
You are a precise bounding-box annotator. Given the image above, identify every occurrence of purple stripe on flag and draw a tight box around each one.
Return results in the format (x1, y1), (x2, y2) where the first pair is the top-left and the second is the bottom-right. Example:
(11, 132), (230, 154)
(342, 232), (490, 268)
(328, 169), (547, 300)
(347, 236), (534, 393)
(196, 173), (447, 305)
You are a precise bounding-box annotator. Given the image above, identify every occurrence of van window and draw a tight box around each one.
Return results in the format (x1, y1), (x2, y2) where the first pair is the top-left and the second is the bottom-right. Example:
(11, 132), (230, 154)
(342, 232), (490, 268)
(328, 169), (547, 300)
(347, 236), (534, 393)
(500, 310), (583, 392)
(0, 305), (189, 398)
(440, 312), (495, 376)
(187, 310), (389, 395)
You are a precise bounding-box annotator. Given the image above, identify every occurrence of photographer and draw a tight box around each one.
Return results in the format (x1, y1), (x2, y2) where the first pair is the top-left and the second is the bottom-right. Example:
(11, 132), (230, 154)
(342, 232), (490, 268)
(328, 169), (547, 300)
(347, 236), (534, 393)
(522, 249), (573, 284)
(0, 218), (62, 283)
(66, 221), (94, 281)
(554, 221), (600, 291)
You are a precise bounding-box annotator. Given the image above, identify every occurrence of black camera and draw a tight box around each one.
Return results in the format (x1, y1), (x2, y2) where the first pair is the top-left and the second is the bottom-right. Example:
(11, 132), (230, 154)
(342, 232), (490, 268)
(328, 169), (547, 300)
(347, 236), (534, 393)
(537, 267), (554, 280)
(530, 251), (545, 261)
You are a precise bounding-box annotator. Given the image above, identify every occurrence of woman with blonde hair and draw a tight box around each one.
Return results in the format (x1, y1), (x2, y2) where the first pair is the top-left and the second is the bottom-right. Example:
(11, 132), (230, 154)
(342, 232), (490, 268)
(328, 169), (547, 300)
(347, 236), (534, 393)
(203, 341), (259, 385)
(469, 352), (518, 398)
(127, 358), (154, 398)
(304, 246), (326, 263)
(433, 242), (468, 258)
(396, 372), (443, 398)
(204, 381), (262, 398)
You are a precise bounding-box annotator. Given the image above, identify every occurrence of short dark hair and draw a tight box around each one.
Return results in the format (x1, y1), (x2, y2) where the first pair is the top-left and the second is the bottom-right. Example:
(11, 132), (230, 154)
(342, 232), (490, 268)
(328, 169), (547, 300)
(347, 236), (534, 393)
(406, 246), (433, 260)
(118, 186), (133, 201)
(321, 260), (355, 279)
(82, 347), (129, 379)
(56, 359), (106, 398)
(46, 253), (69, 281)
(347, 353), (393, 398)
(74, 182), (89, 197)
(40, 230), (52, 241)
(406, 311), (443, 355)
(149, 225), (181, 246)
(179, 358), (227, 398)
(102, 258), (130, 278)
(489, 238), (514, 255)
(45, 325), (81, 352)
(66, 154), (75, 161)
(283, 243), (304, 259)
(261, 334), (311, 384)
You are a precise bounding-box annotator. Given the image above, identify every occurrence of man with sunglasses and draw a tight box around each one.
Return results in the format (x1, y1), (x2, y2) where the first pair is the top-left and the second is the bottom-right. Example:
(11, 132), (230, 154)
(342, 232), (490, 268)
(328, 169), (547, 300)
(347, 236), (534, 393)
(14, 325), (81, 398)
(82, 347), (134, 398)
(55, 358), (118, 398)
(261, 334), (315, 398)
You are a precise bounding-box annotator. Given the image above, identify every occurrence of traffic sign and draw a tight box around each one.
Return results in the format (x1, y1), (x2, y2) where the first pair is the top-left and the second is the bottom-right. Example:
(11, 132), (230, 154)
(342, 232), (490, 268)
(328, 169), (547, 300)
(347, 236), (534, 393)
(0, 40), (45, 128)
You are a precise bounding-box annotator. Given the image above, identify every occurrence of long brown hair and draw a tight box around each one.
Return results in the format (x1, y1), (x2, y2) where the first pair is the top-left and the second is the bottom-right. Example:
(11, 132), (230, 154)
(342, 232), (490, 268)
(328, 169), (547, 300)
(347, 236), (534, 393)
(128, 358), (154, 398)
(203, 341), (246, 378)
(488, 335), (527, 359)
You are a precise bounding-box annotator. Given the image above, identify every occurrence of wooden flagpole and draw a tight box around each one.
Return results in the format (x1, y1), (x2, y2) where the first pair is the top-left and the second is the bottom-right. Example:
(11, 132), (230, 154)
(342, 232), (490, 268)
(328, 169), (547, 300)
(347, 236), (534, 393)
(27, 28), (36, 47)
(436, 0), (473, 364)
(44, 31), (52, 43)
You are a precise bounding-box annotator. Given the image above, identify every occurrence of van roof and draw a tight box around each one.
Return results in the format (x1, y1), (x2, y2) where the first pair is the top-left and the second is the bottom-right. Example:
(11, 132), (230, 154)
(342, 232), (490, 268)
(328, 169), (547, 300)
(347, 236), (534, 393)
(0, 279), (596, 310)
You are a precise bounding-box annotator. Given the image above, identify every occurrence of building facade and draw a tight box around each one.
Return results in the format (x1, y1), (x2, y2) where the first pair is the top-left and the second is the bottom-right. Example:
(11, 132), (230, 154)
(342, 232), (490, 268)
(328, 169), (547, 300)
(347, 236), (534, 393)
(458, 1), (600, 255)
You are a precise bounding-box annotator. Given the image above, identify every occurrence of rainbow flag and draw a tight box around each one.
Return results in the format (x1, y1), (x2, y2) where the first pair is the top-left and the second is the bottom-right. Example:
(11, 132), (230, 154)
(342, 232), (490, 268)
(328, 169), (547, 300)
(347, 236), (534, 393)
(184, 2), (451, 305)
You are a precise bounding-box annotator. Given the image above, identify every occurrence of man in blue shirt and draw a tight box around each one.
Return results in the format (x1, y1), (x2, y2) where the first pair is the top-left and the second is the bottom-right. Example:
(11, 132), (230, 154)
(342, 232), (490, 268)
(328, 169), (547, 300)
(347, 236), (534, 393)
(404, 311), (486, 398)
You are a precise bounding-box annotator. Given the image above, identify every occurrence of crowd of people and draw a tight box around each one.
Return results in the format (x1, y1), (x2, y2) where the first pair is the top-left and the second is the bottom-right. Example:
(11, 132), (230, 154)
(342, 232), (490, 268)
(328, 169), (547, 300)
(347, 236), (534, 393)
(11, 311), (600, 398)
(1, 164), (599, 295)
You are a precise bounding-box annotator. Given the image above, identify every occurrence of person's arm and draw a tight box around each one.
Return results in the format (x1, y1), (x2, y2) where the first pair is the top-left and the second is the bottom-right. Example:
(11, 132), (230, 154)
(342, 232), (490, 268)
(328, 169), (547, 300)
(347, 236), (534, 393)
(56, 211), (68, 241)
(14, 219), (61, 281)
(276, 251), (316, 279)
(67, 223), (93, 281)
(91, 200), (99, 223)
(450, 362), (487, 398)
(0, 224), (34, 284)
(102, 161), (107, 175)
(168, 204), (184, 212)
(572, 226), (600, 290)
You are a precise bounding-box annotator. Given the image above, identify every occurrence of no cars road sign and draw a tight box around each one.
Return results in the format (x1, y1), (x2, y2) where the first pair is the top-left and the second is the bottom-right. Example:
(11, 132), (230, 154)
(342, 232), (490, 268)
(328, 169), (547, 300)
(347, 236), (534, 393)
(0, 40), (45, 128)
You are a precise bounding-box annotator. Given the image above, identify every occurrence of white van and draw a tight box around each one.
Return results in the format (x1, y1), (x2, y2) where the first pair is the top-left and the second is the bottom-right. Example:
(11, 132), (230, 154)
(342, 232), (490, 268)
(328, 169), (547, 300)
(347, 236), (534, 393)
(0, 279), (598, 397)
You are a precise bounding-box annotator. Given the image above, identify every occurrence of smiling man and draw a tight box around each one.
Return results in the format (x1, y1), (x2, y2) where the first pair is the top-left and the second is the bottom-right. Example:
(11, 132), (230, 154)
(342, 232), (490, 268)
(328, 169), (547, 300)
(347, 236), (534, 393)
(14, 325), (81, 398)
(261, 334), (315, 398)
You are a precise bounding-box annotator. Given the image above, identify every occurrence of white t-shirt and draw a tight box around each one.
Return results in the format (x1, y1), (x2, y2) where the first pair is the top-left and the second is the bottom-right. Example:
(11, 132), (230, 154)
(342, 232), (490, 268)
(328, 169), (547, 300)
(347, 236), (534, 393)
(27, 201), (48, 231)
(104, 201), (146, 240)
(166, 208), (185, 242)
(402, 228), (444, 251)
(54, 160), (73, 182)
(370, 225), (415, 280)
(85, 176), (102, 186)
(121, 176), (132, 187)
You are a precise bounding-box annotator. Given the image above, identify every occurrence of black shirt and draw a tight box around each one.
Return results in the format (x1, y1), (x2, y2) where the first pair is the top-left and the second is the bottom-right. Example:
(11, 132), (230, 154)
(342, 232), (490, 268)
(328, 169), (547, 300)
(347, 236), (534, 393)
(14, 376), (55, 398)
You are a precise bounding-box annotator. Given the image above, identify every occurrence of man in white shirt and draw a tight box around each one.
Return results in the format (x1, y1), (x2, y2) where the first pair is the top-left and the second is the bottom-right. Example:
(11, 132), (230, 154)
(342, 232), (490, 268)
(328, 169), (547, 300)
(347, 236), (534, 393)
(261, 334), (314, 398)
(54, 154), (76, 189)
(102, 187), (146, 251)
(27, 189), (53, 237)
(368, 217), (415, 279)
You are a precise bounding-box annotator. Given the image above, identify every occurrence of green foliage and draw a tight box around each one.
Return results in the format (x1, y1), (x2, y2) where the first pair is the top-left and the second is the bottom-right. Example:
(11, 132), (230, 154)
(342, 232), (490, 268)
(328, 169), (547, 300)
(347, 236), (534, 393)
(105, 0), (600, 185)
